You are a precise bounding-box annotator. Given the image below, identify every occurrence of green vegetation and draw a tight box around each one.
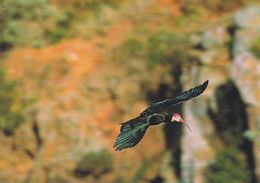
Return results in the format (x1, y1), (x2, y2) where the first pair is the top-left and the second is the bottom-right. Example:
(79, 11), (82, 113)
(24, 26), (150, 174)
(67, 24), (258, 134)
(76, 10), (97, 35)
(180, 0), (246, 13)
(45, 11), (74, 43)
(112, 30), (191, 69)
(208, 81), (255, 183)
(202, 0), (244, 12)
(1, 0), (58, 48)
(74, 149), (113, 177)
(0, 69), (24, 135)
(205, 147), (250, 183)
(250, 36), (260, 59)
(2, 0), (54, 19)
(243, 129), (257, 141)
(121, 38), (144, 57)
(72, 0), (118, 10)
(0, 0), (121, 49)
(146, 31), (190, 68)
(47, 177), (67, 183)
(112, 38), (144, 63)
(113, 159), (150, 183)
(1, 0), (258, 182)
(129, 159), (149, 183)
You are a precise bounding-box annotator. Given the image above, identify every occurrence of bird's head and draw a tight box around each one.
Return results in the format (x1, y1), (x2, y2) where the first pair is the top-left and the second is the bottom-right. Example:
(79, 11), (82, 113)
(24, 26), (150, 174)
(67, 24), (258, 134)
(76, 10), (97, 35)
(171, 113), (192, 133)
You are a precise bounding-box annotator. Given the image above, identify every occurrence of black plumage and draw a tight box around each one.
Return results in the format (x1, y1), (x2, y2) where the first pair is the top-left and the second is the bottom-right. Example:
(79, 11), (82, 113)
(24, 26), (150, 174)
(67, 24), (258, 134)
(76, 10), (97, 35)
(113, 80), (209, 151)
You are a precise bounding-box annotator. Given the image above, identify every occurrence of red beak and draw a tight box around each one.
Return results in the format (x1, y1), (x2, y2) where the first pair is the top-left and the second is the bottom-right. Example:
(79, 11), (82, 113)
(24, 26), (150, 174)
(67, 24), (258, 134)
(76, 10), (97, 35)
(180, 119), (192, 133)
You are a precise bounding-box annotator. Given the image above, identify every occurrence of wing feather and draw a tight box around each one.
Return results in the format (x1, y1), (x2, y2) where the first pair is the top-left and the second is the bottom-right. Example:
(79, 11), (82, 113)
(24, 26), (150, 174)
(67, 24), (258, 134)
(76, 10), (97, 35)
(140, 80), (209, 116)
(114, 118), (149, 151)
(173, 80), (208, 104)
(113, 80), (209, 151)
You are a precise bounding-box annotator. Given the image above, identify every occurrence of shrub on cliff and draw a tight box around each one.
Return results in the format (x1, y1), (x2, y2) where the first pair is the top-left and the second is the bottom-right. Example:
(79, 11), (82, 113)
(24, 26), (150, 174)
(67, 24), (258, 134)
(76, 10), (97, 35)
(250, 36), (260, 59)
(0, 0), (59, 49)
(71, 0), (118, 10)
(0, 69), (24, 135)
(205, 147), (250, 183)
(146, 31), (190, 68)
(74, 149), (113, 178)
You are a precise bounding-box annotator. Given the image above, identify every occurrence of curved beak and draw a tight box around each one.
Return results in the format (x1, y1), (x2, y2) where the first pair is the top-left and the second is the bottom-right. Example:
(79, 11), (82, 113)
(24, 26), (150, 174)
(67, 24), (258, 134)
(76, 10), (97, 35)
(180, 119), (192, 133)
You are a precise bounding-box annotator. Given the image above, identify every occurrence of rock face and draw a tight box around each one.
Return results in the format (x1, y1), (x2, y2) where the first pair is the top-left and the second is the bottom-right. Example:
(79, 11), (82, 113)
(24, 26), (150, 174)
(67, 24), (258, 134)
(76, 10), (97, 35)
(180, 5), (260, 183)
(181, 40), (230, 183)
(233, 6), (260, 30)
(232, 5), (260, 182)
(1, 1), (260, 183)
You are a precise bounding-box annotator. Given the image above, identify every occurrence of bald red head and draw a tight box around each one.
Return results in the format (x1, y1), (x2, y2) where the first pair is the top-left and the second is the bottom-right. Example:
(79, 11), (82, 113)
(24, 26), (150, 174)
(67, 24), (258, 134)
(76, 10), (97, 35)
(171, 113), (192, 133)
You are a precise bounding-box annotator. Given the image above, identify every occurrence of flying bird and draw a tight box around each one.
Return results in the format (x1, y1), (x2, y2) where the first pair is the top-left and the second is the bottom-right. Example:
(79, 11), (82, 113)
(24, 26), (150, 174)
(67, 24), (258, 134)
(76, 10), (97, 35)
(113, 80), (209, 151)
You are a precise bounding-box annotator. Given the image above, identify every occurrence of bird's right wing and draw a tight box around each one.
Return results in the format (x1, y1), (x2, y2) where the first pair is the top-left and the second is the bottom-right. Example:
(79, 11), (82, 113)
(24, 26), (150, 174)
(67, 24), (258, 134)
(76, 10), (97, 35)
(113, 117), (149, 151)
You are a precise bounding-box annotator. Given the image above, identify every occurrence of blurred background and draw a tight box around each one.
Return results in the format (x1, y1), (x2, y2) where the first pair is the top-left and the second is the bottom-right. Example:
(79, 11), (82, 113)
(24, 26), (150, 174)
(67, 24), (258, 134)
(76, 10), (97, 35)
(0, 0), (260, 183)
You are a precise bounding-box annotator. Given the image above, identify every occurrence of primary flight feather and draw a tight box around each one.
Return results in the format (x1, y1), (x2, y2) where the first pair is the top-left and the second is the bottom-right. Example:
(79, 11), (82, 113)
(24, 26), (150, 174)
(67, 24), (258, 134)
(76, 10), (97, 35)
(113, 80), (209, 151)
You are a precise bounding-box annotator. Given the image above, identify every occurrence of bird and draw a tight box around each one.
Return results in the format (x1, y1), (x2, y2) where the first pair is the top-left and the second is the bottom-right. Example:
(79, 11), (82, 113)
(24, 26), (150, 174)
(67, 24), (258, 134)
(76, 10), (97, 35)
(113, 80), (209, 151)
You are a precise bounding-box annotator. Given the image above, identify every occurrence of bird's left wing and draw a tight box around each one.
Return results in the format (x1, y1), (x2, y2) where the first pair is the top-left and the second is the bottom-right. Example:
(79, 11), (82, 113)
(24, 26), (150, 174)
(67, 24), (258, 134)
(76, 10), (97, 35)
(113, 117), (149, 151)
(171, 80), (209, 105)
(140, 80), (209, 116)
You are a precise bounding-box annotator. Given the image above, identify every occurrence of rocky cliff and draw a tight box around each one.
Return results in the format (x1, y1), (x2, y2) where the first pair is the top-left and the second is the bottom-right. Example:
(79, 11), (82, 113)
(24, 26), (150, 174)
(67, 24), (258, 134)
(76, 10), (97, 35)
(0, 1), (259, 183)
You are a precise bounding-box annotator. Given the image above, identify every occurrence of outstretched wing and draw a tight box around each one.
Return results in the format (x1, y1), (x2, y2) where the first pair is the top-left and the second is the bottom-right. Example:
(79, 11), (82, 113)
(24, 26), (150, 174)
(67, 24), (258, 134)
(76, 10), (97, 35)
(171, 80), (209, 105)
(113, 80), (209, 151)
(140, 80), (209, 116)
(113, 117), (149, 151)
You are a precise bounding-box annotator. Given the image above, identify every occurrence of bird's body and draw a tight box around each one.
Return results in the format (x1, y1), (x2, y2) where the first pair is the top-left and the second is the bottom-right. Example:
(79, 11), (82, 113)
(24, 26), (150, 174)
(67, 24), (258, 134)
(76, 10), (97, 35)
(113, 80), (209, 151)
